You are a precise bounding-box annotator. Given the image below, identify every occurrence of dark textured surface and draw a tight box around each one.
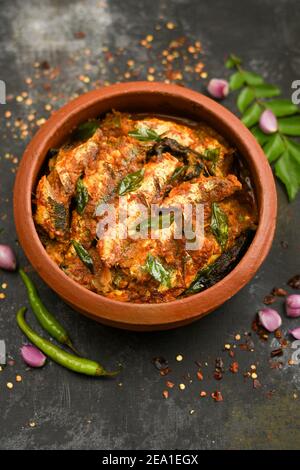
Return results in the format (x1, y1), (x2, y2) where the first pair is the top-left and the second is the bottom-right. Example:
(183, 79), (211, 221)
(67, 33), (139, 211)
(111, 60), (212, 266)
(0, 0), (300, 450)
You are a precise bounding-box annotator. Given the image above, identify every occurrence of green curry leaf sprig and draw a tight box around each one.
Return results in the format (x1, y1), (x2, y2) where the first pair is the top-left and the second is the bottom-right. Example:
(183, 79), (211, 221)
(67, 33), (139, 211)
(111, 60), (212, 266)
(118, 169), (144, 196)
(128, 126), (161, 142)
(210, 202), (228, 250)
(145, 254), (172, 288)
(225, 54), (300, 201)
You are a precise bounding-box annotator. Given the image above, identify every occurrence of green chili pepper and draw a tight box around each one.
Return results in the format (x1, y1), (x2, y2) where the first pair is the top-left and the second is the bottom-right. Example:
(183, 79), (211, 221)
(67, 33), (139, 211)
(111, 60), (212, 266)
(16, 307), (118, 377)
(19, 268), (76, 352)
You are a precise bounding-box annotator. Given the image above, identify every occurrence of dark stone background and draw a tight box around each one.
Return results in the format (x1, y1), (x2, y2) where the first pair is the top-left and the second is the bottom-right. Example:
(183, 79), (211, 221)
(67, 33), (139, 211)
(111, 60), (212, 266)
(0, 0), (300, 450)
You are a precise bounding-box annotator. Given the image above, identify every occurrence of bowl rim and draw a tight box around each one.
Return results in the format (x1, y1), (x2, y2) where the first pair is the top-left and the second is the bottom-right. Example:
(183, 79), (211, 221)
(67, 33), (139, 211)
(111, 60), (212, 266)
(14, 81), (277, 329)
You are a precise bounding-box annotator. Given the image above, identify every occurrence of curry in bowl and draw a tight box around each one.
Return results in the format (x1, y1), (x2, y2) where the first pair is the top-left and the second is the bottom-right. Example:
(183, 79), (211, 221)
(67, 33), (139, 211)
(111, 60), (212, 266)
(34, 111), (257, 303)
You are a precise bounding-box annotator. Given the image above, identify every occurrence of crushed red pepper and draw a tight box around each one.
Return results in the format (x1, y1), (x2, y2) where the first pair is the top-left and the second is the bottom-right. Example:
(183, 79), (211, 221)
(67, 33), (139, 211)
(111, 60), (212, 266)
(288, 275), (300, 289)
(229, 362), (239, 373)
(211, 391), (223, 402)
(263, 294), (276, 305)
(271, 287), (288, 297)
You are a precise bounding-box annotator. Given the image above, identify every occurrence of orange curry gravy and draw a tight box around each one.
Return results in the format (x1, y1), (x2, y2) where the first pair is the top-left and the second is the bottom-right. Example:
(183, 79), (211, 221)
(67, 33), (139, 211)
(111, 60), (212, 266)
(34, 111), (257, 303)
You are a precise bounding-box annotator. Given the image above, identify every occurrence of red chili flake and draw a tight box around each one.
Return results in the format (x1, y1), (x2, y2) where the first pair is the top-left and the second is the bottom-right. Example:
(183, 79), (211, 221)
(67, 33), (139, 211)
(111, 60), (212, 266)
(251, 318), (259, 332)
(288, 275), (300, 289)
(253, 379), (262, 389)
(214, 370), (223, 380)
(74, 31), (86, 39)
(270, 348), (283, 358)
(39, 61), (50, 70)
(263, 294), (276, 305)
(229, 349), (235, 358)
(43, 83), (51, 91)
(280, 338), (288, 348)
(162, 390), (169, 399)
(200, 391), (207, 397)
(266, 390), (275, 399)
(166, 381), (174, 389)
(271, 287), (288, 297)
(211, 391), (223, 402)
(239, 343), (249, 351)
(215, 357), (224, 372)
(229, 362), (239, 373)
(160, 367), (171, 376)
(196, 371), (203, 381)
(252, 316), (269, 341)
(269, 360), (283, 369)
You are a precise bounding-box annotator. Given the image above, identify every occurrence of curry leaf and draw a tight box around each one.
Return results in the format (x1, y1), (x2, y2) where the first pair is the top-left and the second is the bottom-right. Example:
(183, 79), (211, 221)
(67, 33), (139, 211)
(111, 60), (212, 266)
(285, 139), (300, 185)
(225, 54), (242, 69)
(225, 55), (300, 201)
(202, 148), (220, 161)
(278, 116), (300, 136)
(201, 148), (220, 174)
(72, 240), (94, 273)
(243, 71), (264, 86)
(139, 211), (175, 232)
(169, 165), (187, 182)
(76, 178), (89, 215)
(237, 87), (255, 113)
(253, 83), (281, 98)
(229, 71), (245, 91)
(145, 254), (172, 287)
(242, 103), (262, 128)
(128, 126), (161, 142)
(118, 169), (144, 196)
(183, 231), (251, 296)
(275, 150), (299, 201)
(263, 133), (285, 163)
(265, 99), (299, 117)
(73, 120), (99, 141)
(210, 202), (228, 250)
(251, 126), (271, 146)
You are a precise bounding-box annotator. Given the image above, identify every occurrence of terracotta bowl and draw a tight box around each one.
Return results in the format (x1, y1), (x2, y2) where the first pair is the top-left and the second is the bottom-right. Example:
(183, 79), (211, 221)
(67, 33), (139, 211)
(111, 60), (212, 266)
(14, 82), (277, 331)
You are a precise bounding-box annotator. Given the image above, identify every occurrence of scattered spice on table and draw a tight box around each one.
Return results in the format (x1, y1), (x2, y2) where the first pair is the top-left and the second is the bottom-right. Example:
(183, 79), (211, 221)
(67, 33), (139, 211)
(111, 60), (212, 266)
(229, 361), (239, 373)
(288, 275), (300, 289)
(211, 391), (223, 402)
(152, 272), (300, 407)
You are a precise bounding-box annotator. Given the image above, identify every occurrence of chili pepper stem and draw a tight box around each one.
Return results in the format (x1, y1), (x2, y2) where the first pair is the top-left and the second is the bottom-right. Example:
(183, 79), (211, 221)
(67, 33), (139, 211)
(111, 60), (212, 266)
(66, 339), (81, 356)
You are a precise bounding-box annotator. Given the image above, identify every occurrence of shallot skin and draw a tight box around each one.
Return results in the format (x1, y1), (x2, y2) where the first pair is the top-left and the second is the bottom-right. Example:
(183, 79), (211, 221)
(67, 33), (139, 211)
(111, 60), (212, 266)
(0, 244), (17, 271)
(20, 344), (47, 368)
(207, 79), (229, 99)
(258, 308), (282, 332)
(289, 328), (300, 340)
(259, 110), (278, 134)
(286, 295), (300, 318)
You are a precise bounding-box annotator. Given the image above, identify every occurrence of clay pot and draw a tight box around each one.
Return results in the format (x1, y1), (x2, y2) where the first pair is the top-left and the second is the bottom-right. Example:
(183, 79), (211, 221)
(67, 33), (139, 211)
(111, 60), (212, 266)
(14, 82), (277, 331)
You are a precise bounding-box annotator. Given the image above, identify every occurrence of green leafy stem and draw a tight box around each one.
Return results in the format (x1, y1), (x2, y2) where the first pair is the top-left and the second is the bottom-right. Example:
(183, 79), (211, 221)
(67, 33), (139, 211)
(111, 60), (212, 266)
(225, 54), (300, 201)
